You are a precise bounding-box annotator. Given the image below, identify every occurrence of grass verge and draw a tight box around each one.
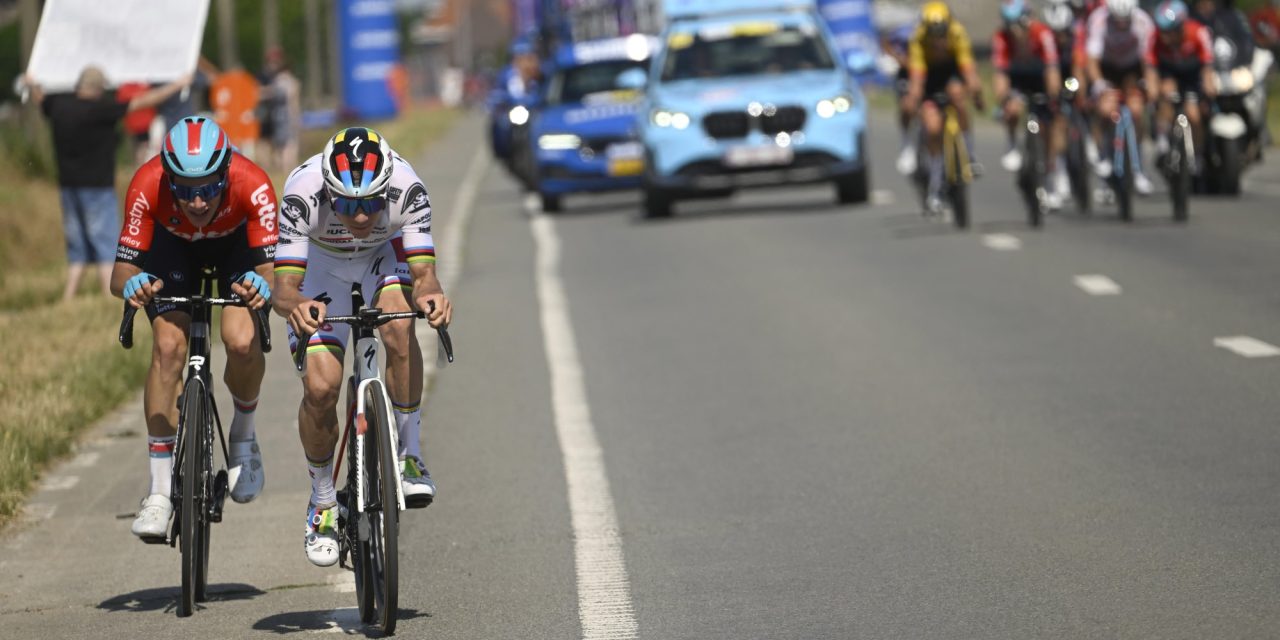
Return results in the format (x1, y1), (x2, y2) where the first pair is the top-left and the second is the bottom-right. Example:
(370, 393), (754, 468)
(0, 105), (459, 530)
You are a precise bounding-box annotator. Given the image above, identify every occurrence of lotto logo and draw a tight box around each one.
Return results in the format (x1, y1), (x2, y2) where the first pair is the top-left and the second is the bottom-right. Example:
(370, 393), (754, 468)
(251, 183), (277, 232)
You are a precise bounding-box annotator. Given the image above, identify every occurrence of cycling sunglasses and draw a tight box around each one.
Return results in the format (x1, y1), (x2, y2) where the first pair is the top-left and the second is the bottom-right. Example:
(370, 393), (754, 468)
(169, 176), (228, 202)
(332, 194), (388, 217)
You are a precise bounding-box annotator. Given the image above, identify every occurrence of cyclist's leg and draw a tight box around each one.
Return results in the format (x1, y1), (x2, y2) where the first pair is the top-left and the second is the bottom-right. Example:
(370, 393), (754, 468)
(1002, 90), (1027, 171)
(215, 233), (270, 501)
(1154, 75), (1177, 153)
(1121, 76), (1153, 192)
(366, 241), (435, 504)
(946, 78), (976, 163)
(920, 97), (945, 201)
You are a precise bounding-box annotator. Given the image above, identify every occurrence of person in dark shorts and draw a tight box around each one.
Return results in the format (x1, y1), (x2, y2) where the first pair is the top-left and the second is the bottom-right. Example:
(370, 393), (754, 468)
(23, 67), (189, 302)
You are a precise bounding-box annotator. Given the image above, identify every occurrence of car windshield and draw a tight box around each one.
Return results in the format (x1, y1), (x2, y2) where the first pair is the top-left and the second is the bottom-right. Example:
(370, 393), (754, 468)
(547, 60), (648, 105)
(661, 20), (835, 81)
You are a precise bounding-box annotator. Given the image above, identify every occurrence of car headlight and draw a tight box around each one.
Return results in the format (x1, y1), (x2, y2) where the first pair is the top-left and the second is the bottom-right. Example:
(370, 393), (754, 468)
(537, 133), (582, 150)
(816, 95), (854, 119)
(508, 105), (530, 125)
(651, 109), (691, 129)
(1230, 67), (1255, 92)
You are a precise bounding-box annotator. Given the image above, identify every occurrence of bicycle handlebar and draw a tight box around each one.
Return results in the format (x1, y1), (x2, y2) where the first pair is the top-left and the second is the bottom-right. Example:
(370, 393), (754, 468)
(119, 296), (272, 354)
(292, 302), (454, 374)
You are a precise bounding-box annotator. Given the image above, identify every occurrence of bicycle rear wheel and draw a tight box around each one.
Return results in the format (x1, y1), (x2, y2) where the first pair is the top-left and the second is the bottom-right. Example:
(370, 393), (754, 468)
(361, 380), (399, 634)
(178, 381), (210, 617)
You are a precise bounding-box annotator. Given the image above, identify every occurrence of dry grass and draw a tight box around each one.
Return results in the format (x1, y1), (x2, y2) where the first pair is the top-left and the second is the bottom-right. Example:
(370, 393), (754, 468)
(0, 106), (459, 528)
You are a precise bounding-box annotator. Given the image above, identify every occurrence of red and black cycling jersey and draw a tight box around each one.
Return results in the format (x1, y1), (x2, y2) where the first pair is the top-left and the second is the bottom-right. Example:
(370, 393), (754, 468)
(993, 20), (1061, 76)
(115, 152), (278, 267)
(1145, 18), (1213, 73)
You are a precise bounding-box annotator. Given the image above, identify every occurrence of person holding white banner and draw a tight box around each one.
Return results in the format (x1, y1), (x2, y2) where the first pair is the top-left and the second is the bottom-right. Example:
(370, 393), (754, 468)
(24, 67), (191, 302)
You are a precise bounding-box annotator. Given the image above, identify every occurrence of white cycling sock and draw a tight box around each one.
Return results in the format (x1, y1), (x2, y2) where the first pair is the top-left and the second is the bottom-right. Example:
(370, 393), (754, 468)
(307, 453), (337, 507)
(229, 394), (257, 442)
(148, 436), (176, 497)
(392, 399), (422, 460)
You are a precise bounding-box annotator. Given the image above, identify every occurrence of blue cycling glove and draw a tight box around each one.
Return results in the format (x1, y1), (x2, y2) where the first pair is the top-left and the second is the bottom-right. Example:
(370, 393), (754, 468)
(123, 272), (157, 299)
(237, 271), (271, 302)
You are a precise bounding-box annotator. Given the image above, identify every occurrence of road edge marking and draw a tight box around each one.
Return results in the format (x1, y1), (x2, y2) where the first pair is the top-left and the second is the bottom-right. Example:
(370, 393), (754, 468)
(531, 213), (639, 640)
(1213, 336), (1280, 359)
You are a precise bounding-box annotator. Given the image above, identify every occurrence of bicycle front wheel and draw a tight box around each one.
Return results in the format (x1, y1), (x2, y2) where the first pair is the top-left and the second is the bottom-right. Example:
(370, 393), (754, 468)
(363, 380), (399, 634)
(1170, 123), (1190, 222)
(178, 381), (210, 617)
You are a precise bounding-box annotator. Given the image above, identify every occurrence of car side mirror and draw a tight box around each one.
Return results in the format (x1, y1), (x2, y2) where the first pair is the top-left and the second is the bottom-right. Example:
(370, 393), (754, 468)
(617, 68), (648, 90)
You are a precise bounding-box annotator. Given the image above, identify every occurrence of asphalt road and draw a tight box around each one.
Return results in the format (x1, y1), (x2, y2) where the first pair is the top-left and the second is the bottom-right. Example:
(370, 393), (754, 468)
(5, 110), (1280, 639)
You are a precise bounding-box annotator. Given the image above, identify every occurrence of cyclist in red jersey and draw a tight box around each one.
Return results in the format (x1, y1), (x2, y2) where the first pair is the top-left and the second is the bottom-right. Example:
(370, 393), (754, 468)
(1148, 0), (1215, 166)
(993, 0), (1062, 195)
(111, 116), (278, 541)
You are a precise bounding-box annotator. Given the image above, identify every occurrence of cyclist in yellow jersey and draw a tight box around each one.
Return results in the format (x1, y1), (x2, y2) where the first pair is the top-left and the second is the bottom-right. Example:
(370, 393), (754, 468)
(900, 3), (987, 211)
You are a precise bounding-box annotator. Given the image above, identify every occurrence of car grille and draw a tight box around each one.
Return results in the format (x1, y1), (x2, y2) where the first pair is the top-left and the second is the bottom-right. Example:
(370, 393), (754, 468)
(702, 105), (807, 139)
(703, 112), (751, 139)
(760, 107), (807, 135)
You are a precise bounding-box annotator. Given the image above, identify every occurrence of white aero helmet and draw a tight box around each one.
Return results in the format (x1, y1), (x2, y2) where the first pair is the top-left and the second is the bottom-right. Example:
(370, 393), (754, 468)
(1044, 2), (1075, 29)
(321, 127), (394, 200)
(1107, 0), (1137, 18)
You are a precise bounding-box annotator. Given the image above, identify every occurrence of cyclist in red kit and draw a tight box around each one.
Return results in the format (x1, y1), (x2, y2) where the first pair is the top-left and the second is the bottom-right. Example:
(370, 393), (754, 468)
(111, 116), (278, 541)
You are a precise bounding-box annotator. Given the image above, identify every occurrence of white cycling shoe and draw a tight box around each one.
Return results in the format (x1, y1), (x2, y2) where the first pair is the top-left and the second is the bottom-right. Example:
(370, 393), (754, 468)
(1134, 172), (1154, 196)
(131, 494), (172, 540)
(401, 455), (436, 509)
(304, 503), (340, 567)
(896, 145), (917, 175)
(228, 438), (264, 504)
(1001, 149), (1023, 172)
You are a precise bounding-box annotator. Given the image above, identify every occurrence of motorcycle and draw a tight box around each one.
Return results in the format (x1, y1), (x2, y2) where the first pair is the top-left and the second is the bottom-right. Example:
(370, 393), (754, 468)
(1204, 36), (1272, 195)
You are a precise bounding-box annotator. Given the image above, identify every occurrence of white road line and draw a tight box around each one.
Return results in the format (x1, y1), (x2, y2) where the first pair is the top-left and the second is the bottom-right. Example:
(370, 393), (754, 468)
(1214, 336), (1280, 358)
(531, 213), (638, 640)
(39, 475), (79, 491)
(1074, 274), (1123, 296)
(67, 451), (100, 469)
(24, 503), (57, 522)
(982, 233), (1022, 251)
(871, 189), (896, 205)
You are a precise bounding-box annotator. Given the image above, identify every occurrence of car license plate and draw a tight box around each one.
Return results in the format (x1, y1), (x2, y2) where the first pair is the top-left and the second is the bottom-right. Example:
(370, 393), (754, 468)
(724, 145), (794, 168)
(606, 142), (644, 176)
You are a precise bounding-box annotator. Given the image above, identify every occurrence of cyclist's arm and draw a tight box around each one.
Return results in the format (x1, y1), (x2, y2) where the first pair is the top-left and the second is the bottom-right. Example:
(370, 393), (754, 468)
(111, 170), (159, 299)
(992, 32), (1011, 105)
(906, 42), (926, 106)
(272, 172), (316, 323)
(953, 25), (982, 98)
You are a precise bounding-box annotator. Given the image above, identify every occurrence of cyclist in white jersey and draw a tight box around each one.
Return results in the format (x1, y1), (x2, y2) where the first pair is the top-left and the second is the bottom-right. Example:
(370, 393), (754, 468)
(272, 127), (453, 567)
(1085, 0), (1159, 194)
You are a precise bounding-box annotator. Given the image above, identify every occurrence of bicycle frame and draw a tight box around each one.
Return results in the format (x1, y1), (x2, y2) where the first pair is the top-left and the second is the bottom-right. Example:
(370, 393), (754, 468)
(942, 104), (973, 185)
(1112, 106), (1139, 178)
(348, 331), (405, 514)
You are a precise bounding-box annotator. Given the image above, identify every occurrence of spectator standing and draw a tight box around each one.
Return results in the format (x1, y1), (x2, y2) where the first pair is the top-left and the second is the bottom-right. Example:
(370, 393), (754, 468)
(24, 66), (191, 303)
(258, 47), (302, 171)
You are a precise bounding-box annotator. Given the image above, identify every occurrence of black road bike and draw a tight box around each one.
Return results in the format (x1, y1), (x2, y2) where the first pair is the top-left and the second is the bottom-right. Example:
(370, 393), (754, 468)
(1015, 93), (1052, 228)
(119, 269), (271, 617)
(292, 284), (453, 634)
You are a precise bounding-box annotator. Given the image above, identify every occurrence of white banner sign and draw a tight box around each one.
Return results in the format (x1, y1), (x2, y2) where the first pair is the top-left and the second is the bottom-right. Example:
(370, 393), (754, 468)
(26, 0), (210, 92)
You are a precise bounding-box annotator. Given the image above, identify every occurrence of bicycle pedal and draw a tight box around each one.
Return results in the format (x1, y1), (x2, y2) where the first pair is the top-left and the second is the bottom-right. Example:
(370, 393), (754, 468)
(138, 534), (169, 545)
(209, 470), (228, 523)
